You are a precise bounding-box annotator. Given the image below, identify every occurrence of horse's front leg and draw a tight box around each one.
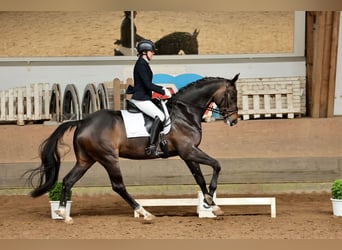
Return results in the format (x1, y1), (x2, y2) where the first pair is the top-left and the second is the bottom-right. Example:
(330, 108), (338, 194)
(184, 159), (224, 216)
(183, 147), (221, 198)
(184, 159), (209, 197)
(182, 147), (224, 216)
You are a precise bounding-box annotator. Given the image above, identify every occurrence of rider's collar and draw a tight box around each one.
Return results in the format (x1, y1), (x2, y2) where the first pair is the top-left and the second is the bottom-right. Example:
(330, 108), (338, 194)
(142, 55), (150, 63)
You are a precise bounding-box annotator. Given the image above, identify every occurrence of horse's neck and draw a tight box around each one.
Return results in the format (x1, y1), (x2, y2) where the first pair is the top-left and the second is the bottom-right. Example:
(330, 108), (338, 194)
(170, 83), (218, 123)
(177, 82), (219, 109)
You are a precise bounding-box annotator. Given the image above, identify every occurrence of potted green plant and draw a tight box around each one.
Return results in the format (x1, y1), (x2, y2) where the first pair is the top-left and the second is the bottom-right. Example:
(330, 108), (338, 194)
(48, 182), (72, 219)
(331, 179), (342, 216)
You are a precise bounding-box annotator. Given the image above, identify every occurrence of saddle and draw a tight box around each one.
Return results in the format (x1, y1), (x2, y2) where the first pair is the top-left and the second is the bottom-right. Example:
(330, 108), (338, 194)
(125, 99), (170, 158)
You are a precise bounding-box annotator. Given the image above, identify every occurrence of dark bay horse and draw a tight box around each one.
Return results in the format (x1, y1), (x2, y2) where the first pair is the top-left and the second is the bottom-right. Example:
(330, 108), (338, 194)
(114, 29), (199, 56)
(26, 74), (239, 223)
(155, 29), (200, 55)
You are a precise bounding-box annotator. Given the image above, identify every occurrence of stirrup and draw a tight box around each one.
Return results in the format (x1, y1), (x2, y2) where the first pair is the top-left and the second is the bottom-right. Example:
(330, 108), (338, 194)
(145, 145), (157, 156)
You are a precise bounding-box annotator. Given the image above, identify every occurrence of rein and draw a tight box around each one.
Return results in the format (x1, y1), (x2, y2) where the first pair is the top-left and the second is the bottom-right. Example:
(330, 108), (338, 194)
(171, 98), (236, 118)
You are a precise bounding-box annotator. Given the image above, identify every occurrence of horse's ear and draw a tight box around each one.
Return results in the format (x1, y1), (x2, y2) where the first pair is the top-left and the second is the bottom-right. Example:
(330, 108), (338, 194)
(193, 29), (200, 38)
(232, 73), (240, 83)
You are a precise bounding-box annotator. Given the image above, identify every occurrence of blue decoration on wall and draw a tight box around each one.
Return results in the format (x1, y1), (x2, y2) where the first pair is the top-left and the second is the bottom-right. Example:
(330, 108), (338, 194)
(153, 73), (203, 90)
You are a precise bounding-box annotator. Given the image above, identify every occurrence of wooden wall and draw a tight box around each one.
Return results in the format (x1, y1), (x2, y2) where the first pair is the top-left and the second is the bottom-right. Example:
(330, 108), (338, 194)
(306, 11), (340, 118)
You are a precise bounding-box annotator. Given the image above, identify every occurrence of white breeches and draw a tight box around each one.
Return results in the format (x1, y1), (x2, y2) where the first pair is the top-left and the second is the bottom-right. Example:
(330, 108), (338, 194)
(130, 99), (165, 121)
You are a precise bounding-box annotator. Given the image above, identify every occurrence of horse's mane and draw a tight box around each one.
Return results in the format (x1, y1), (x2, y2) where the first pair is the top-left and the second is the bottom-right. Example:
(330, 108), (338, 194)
(173, 77), (226, 99)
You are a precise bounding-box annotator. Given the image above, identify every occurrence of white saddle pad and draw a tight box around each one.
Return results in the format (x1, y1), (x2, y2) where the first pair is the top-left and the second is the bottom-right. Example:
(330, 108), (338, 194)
(121, 110), (150, 138)
(121, 100), (171, 138)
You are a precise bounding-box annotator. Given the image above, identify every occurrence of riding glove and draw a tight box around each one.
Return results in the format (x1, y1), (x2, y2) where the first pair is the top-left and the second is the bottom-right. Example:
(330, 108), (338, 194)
(163, 87), (172, 98)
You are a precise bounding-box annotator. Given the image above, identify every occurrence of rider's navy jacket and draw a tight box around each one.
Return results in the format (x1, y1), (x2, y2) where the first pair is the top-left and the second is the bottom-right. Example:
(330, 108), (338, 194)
(132, 56), (165, 100)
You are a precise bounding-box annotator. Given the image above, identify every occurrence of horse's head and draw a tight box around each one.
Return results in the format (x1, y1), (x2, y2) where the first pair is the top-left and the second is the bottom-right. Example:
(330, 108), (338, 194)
(214, 74), (239, 126)
(182, 29), (199, 54)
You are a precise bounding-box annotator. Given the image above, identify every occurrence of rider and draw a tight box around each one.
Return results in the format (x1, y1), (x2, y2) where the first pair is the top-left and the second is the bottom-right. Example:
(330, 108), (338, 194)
(130, 40), (172, 156)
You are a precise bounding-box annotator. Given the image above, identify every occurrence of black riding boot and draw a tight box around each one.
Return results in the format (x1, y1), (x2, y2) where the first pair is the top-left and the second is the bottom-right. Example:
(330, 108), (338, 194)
(145, 117), (163, 156)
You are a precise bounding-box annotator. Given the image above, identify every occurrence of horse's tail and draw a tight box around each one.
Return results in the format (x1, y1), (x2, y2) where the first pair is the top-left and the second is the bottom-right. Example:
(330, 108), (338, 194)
(26, 120), (80, 198)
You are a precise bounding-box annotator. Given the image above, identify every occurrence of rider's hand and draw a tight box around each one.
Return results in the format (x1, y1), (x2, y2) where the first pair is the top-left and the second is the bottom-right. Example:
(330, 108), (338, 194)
(163, 87), (172, 98)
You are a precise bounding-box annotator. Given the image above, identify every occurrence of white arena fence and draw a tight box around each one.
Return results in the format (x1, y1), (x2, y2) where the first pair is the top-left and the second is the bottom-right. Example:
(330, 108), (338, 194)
(238, 77), (306, 120)
(0, 83), (51, 125)
(0, 76), (306, 125)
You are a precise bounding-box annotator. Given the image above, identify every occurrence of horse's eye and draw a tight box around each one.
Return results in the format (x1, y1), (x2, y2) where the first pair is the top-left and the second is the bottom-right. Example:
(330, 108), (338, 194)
(227, 91), (233, 99)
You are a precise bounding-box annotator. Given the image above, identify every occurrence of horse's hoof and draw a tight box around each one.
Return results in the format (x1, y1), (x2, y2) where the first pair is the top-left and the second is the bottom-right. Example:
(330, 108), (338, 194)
(142, 219), (154, 224)
(141, 214), (155, 224)
(55, 208), (65, 218)
(135, 206), (155, 222)
(64, 216), (74, 224)
(204, 194), (213, 205)
(212, 205), (224, 216)
(144, 213), (155, 221)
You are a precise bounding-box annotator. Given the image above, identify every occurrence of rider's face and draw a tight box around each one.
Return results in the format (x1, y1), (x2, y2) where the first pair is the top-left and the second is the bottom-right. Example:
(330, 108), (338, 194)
(147, 50), (155, 59)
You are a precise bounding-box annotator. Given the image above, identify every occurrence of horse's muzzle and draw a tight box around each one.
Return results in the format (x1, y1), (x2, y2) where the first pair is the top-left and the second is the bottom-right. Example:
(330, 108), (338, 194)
(224, 113), (238, 126)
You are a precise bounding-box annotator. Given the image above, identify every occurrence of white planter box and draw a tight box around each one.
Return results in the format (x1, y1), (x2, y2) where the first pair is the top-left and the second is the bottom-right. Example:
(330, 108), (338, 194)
(331, 198), (342, 216)
(49, 201), (72, 219)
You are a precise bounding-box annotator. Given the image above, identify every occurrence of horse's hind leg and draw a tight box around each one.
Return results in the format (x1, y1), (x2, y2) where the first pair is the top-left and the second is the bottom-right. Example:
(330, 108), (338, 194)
(99, 155), (155, 221)
(55, 159), (95, 224)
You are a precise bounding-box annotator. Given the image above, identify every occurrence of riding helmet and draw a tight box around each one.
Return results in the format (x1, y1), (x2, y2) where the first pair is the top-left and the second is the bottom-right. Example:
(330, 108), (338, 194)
(137, 40), (157, 54)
